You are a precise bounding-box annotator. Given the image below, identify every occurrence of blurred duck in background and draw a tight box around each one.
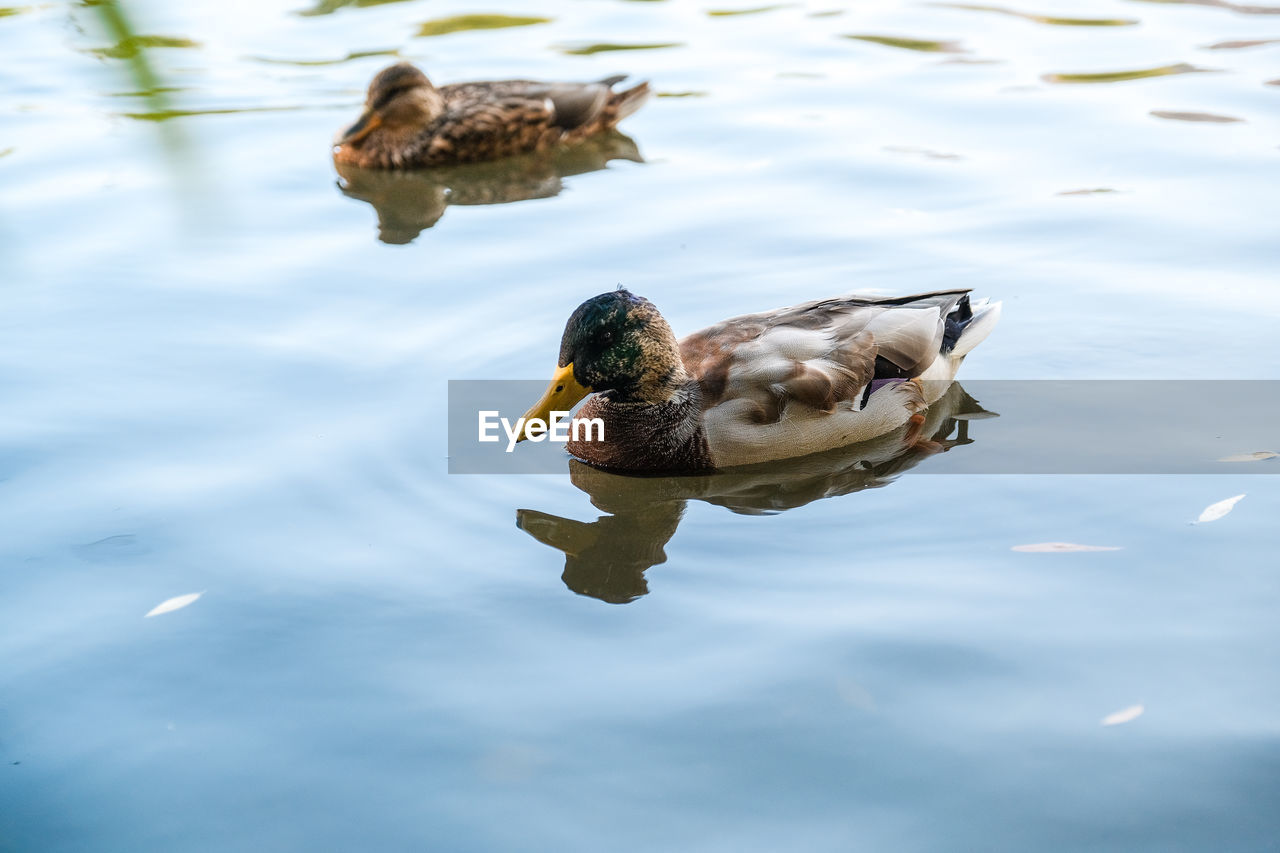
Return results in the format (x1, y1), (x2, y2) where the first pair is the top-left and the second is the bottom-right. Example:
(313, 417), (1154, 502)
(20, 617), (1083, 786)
(334, 62), (650, 169)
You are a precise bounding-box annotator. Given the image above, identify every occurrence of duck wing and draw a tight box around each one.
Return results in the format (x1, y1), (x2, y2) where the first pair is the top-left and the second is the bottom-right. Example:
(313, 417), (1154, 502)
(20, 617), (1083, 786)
(679, 289), (971, 424)
(497, 77), (643, 130)
(442, 78), (618, 129)
(541, 82), (613, 130)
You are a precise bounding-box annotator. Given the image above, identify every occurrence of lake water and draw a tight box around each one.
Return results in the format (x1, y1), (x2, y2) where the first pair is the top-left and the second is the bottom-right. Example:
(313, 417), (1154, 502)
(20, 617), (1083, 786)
(2, 0), (1279, 850)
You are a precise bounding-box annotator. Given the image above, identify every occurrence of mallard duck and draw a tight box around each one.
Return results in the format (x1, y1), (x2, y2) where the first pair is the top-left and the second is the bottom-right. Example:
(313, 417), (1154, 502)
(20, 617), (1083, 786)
(333, 62), (650, 169)
(520, 289), (1000, 473)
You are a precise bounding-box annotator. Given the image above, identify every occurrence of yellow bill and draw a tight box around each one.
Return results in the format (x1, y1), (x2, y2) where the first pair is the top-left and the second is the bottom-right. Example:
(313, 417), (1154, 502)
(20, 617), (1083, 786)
(518, 363), (591, 442)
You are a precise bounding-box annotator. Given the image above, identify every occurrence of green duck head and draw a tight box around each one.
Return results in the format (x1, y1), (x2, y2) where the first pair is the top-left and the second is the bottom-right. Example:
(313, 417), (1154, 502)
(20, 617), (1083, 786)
(521, 289), (686, 429)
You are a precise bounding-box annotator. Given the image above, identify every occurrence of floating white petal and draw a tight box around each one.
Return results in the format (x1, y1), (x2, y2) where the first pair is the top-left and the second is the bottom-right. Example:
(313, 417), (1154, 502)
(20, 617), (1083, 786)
(1101, 704), (1144, 726)
(1012, 542), (1122, 553)
(1218, 451), (1277, 463)
(144, 592), (204, 618)
(1195, 494), (1245, 524)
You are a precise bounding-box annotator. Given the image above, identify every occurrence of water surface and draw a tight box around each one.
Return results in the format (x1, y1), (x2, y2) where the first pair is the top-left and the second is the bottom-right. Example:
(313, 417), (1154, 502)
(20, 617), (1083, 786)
(2, 0), (1278, 850)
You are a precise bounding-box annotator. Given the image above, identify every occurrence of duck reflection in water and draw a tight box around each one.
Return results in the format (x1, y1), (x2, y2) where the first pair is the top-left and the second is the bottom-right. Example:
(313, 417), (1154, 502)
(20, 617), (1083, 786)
(335, 131), (642, 244)
(517, 382), (994, 604)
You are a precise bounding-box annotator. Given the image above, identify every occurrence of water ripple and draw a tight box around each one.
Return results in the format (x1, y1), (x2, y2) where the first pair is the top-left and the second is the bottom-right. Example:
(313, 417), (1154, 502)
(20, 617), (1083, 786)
(556, 41), (683, 55)
(89, 35), (200, 60)
(248, 49), (400, 66)
(297, 0), (418, 17)
(120, 105), (306, 122)
(707, 4), (790, 16)
(843, 34), (967, 53)
(416, 15), (552, 38)
(884, 145), (965, 160)
(1150, 109), (1244, 122)
(1128, 0), (1280, 15)
(1042, 62), (1214, 84)
(933, 4), (1138, 26)
(1204, 38), (1280, 48)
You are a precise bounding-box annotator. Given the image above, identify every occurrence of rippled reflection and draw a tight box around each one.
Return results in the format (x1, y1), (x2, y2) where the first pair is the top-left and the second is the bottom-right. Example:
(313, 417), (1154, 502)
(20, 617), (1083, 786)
(334, 131), (643, 243)
(1127, 0), (1280, 15)
(932, 4), (1139, 26)
(556, 41), (684, 55)
(844, 33), (967, 53)
(1150, 109), (1243, 122)
(297, 0), (417, 18)
(1042, 62), (1213, 83)
(518, 383), (994, 604)
(416, 14), (551, 38)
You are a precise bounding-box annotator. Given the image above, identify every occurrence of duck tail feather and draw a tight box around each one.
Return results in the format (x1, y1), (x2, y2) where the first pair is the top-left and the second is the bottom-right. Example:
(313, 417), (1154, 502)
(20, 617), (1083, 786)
(946, 297), (1001, 359)
(608, 80), (651, 124)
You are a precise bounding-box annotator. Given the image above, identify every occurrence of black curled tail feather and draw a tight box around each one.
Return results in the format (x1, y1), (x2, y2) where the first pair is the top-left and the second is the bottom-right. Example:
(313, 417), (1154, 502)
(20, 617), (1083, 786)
(941, 294), (973, 354)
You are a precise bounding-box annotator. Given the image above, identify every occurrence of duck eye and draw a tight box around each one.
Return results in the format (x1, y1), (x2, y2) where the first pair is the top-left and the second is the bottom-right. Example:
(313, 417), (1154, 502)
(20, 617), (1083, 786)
(601, 331), (613, 344)
(555, 385), (565, 393)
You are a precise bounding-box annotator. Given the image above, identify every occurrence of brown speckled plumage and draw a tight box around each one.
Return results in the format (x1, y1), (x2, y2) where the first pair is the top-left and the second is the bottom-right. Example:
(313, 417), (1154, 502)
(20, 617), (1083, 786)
(334, 62), (650, 170)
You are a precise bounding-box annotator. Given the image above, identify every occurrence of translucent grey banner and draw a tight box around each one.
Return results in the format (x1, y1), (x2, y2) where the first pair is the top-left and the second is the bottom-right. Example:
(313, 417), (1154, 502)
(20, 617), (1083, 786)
(448, 380), (1280, 475)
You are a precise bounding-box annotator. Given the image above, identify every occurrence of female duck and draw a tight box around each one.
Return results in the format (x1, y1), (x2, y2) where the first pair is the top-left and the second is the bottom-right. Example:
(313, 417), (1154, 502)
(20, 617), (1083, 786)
(334, 62), (650, 169)
(520, 289), (1000, 473)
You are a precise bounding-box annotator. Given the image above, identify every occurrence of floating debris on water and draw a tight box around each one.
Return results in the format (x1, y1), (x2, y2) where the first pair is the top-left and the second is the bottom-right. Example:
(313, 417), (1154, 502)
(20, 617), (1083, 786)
(1101, 704), (1144, 726)
(1195, 494), (1246, 523)
(1218, 451), (1277, 462)
(145, 592), (204, 618)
